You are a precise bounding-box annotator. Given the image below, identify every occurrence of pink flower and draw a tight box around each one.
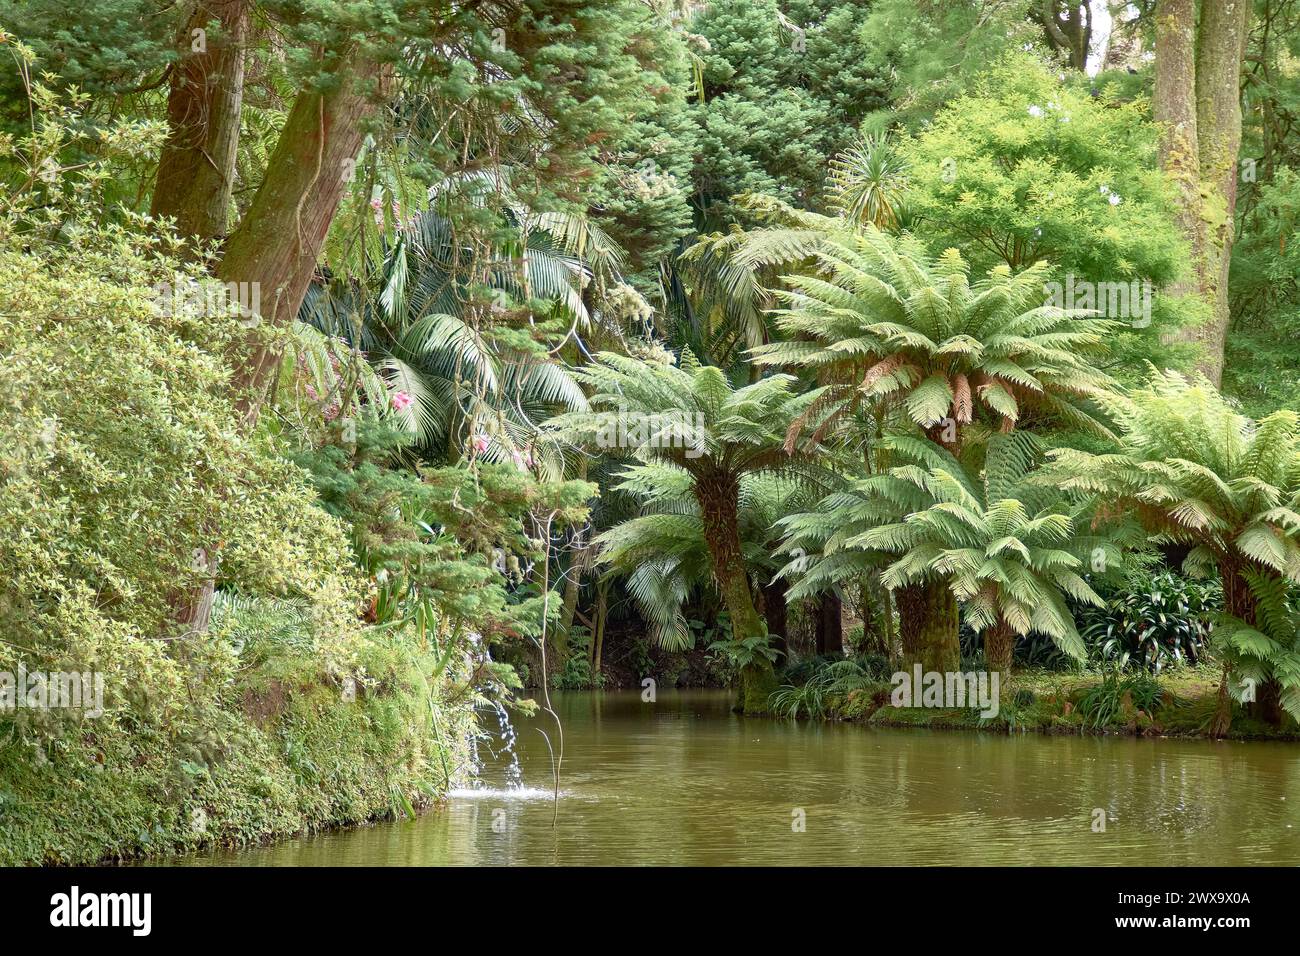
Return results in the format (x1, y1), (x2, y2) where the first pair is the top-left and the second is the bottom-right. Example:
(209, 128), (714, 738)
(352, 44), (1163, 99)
(473, 433), (491, 453)
(391, 391), (413, 412)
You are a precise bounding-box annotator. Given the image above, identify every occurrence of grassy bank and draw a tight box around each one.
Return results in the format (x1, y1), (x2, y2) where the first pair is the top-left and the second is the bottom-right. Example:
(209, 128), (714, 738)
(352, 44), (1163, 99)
(783, 665), (1300, 741)
(0, 602), (471, 866)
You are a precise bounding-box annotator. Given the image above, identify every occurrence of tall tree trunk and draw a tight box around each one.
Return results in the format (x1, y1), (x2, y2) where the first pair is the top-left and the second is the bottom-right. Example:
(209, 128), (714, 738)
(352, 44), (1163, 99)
(152, 0), (249, 249)
(1154, 0), (1251, 385)
(881, 578), (896, 661)
(1192, 0), (1251, 386)
(155, 0), (249, 636)
(555, 558), (581, 668)
(1154, 0), (1203, 298)
(895, 580), (959, 673)
(815, 591), (842, 657)
(695, 470), (775, 714)
(1040, 2), (1092, 71)
(555, 459), (588, 668)
(219, 53), (382, 425)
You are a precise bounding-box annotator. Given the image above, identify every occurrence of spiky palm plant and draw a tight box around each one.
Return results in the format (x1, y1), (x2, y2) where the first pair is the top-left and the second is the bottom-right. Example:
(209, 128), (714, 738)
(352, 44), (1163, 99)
(751, 224), (1117, 451)
(544, 350), (829, 712)
(672, 201), (835, 368)
(301, 208), (606, 473)
(1045, 369), (1300, 729)
(781, 432), (1106, 676)
(828, 133), (908, 231)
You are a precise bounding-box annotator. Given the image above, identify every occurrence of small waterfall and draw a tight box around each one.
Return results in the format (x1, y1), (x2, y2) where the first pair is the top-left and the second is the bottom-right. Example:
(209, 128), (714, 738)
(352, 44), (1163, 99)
(465, 698), (524, 791)
(450, 633), (554, 800)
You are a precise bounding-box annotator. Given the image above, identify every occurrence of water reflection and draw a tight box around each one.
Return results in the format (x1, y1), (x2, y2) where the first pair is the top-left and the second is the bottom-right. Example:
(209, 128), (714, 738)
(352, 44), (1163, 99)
(164, 690), (1300, 866)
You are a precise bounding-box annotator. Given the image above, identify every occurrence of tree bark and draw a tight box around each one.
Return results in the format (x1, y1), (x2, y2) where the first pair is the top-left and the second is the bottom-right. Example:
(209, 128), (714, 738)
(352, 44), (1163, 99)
(1040, 2), (1092, 71)
(983, 619), (1015, 682)
(1154, 0), (1251, 386)
(154, 0), (249, 636)
(815, 590), (842, 657)
(694, 469), (775, 713)
(219, 53), (383, 425)
(152, 0), (249, 249)
(896, 580), (960, 673)
(554, 566), (579, 671)
(1191, 0), (1251, 386)
(1153, 0), (1203, 297)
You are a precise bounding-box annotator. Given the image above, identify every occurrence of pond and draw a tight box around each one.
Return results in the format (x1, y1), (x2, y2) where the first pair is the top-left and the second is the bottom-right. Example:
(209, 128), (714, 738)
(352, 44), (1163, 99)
(167, 690), (1300, 866)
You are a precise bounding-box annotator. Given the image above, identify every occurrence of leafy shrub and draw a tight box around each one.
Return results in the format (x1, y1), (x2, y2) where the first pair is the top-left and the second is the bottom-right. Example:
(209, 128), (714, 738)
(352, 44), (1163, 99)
(769, 655), (886, 719)
(551, 628), (605, 691)
(1079, 569), (1218, 672)
(1076, 670), (1165, 729)
(0, 125), (474, 862)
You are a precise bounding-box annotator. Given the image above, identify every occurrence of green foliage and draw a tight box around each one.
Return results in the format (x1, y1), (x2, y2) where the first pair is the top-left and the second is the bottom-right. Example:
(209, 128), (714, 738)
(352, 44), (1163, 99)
(0, 188), (471, 863)
(769, 656), (883, 719)
(1226, 168), (1300, 416)
(1076, 669), (1166, 729)
(1046, 369), (1300, 720)
(1079, 569), (1219, 673)
(687, 0), (889, 226)
(550, 626), (605, 690)
(1211, 571), (1300, 721)
(752, 216), (1120, 442)
(1046, 369), (1300, 582)
(595, 463), (813, 650)
(708, 631), (777, 671)
(546, 349), (830, 473)
(859, 0), (1043, 129)
(782, 433), (1104, 660)
(895, 55), (1189, 376)
(303, 198), (618, 470)
(292, 416), (594, 643)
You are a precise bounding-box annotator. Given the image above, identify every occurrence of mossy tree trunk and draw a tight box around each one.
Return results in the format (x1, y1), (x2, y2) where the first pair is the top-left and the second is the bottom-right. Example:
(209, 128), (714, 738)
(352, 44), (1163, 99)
(152, 0), (249, 250)
(590, 577), (609, 680)
(218, 53), (384, 425)
(154, 0), (249, 637)
(554, 457), (587, 670)
(895, 580), (960, 673)
(555, 563), (580, 669)
(694, 469), (775, 714)
(1154, 0), (1251, 386)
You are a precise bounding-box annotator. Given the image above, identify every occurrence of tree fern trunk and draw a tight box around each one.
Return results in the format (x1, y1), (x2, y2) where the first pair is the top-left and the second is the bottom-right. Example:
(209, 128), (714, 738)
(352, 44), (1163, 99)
(762, 578), (789, 665)
(896, 580), (959, 673)
(983, 619), (1014, 681)
(815, 591), (842, 657)
(1219, 561), (1286, 729)
(695, 469), (774, 713)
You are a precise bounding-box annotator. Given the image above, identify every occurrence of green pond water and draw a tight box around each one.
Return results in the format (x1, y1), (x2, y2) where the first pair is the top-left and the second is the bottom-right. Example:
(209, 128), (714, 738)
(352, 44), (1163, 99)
(168, 689), (1300, 866)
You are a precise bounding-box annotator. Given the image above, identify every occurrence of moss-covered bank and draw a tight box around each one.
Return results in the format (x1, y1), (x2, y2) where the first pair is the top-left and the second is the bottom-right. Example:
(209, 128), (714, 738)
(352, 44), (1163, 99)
(806, 667), (1300, 741)
(0, 607), (472, 866)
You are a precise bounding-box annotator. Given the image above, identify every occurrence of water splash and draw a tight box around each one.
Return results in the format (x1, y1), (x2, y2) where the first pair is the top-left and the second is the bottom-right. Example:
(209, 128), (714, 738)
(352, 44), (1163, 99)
(464, 698), (525, 792)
